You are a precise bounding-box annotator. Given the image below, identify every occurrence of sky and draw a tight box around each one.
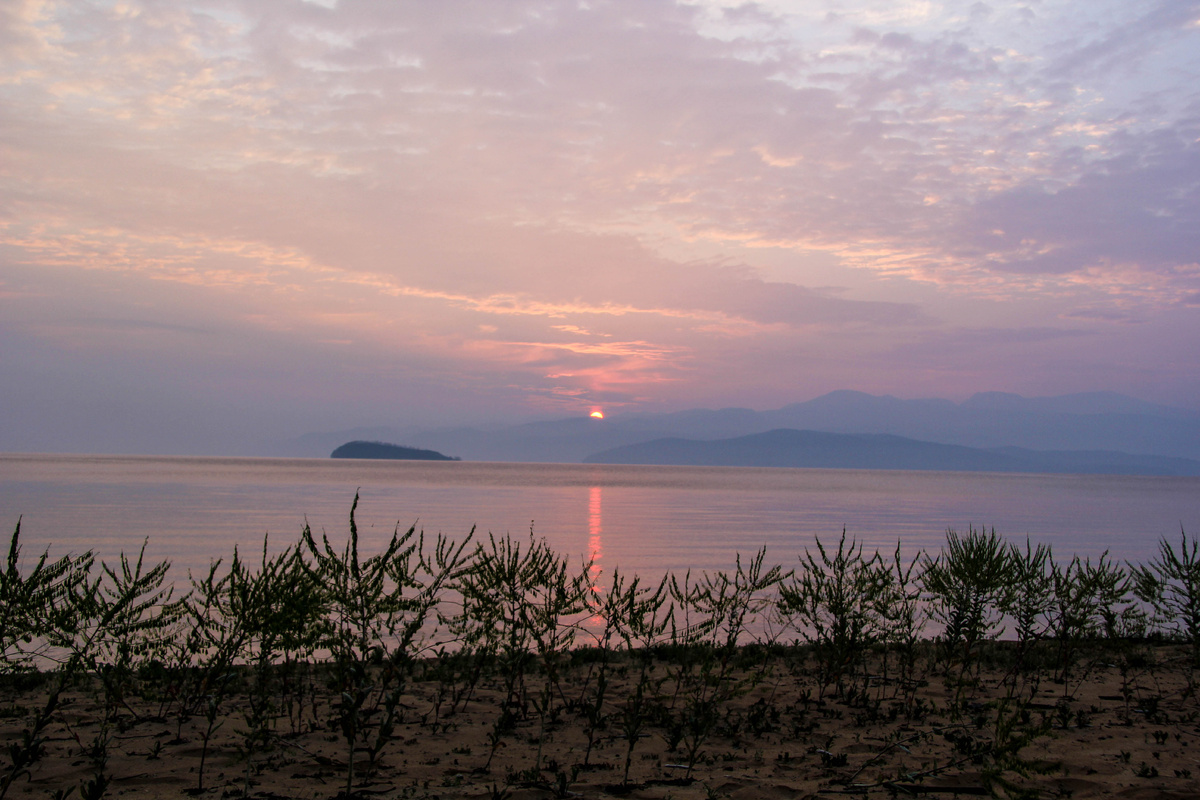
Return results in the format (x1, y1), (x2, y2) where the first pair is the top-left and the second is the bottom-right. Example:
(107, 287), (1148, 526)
(2, 0), (1199, 455)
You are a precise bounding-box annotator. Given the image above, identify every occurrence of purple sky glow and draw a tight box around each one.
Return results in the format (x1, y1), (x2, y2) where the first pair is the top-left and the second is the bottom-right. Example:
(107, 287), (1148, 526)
(2, 0), (1198, 454)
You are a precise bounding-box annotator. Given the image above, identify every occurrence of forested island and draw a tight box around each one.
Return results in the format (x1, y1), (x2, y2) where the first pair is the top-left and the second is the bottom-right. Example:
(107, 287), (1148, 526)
(330, 440), (459, 460)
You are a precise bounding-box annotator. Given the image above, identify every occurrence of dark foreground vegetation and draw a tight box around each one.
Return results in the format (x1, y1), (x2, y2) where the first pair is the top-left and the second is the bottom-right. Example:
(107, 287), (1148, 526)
(3, 497), (1200, 799)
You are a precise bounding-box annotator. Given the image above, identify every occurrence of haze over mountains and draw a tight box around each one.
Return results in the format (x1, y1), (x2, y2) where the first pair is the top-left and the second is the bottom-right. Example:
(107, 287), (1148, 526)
(583, 430), (1200, 476)
(282, 390), (1200, 473)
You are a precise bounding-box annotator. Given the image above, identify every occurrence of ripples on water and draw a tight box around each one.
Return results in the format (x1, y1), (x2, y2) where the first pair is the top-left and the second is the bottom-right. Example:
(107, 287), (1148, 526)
(1, 454), (1198, 591)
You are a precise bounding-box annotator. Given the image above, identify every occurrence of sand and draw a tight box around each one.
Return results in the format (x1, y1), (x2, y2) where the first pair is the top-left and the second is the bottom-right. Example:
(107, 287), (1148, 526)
(4, 643), (1200, 800)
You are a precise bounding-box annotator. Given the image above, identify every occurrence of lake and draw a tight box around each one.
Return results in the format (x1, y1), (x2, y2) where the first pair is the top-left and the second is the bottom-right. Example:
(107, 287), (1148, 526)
(1, 454), (1198, 587)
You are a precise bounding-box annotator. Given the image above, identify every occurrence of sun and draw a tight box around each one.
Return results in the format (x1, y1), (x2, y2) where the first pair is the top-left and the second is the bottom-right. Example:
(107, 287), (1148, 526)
(589, 410), (605, 419)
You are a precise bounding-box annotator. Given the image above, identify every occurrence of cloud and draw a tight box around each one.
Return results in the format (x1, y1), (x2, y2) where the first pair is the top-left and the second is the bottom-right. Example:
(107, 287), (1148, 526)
(964, 128), (1200, 262)
(1047, 0), (1200, 81)
(7, 0), (1196, 300)
(1, 0), (1199, 450)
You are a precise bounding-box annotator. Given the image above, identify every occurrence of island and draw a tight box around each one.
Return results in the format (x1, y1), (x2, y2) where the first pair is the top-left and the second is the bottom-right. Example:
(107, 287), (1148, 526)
(330, 440), (460, 461)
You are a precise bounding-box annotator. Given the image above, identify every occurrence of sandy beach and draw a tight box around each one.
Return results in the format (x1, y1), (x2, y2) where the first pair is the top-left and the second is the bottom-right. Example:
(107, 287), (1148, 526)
(5, 641), (1200, 800)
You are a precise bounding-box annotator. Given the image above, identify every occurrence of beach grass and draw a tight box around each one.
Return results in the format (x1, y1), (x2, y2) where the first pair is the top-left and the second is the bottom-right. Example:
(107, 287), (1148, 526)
(2, 500), (1199, 799)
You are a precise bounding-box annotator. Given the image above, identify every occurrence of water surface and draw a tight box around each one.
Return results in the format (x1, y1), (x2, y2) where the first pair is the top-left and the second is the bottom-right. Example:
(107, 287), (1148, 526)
(2, 455), (1197, 586)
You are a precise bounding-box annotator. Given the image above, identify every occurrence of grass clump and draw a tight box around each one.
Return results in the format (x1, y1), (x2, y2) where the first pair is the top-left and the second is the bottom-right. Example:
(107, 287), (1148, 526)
(777, 529), (888, 701)
(4, 505), (1200, 799)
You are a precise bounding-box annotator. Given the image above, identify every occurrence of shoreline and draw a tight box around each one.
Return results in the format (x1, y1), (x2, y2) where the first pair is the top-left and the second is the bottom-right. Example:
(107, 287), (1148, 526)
(5, 517), (1200, 799)
(3, 641), (1199, 799)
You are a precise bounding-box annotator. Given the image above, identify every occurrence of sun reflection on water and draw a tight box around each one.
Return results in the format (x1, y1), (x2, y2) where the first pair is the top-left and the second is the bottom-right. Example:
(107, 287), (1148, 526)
(587, 485), (604, 626)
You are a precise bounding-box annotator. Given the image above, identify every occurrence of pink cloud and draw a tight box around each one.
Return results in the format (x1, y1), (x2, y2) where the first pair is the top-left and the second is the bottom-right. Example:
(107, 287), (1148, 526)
(1, 0), (1198, 452)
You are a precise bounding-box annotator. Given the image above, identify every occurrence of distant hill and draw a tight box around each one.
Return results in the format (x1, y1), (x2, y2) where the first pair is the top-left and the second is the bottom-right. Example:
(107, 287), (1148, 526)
(396, 391), (1200, 464)
(278, 390), (1200, 464)
(330, 441), (459, 461)
(582, 429), (1200, 476)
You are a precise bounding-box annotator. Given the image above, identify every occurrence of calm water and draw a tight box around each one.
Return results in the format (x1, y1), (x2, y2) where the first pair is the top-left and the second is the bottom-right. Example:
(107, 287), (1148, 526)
(1, 454), (1198, 587)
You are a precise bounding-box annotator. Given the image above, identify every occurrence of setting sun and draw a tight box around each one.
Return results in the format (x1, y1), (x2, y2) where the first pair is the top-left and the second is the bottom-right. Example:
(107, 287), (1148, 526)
(589, 410), (604, 419)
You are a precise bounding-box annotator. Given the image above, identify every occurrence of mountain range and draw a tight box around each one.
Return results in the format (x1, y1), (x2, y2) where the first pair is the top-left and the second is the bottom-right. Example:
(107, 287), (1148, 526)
(582, 429), (1200, 475)
(277, 390), (1200, 473)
